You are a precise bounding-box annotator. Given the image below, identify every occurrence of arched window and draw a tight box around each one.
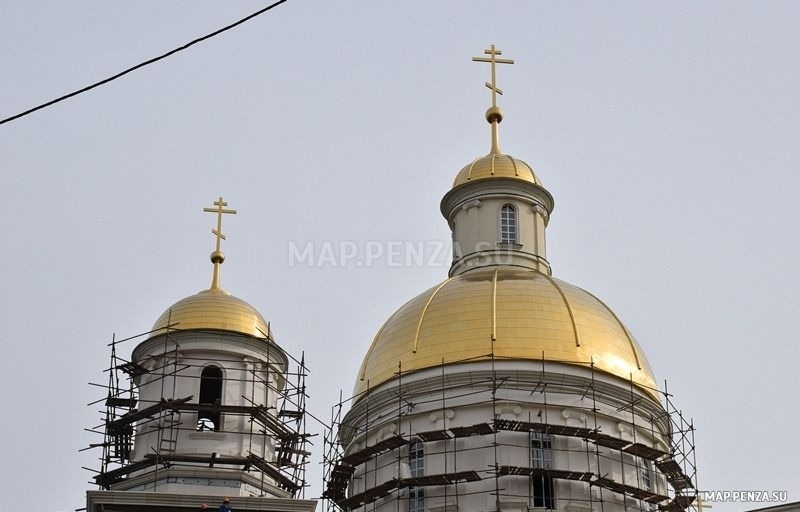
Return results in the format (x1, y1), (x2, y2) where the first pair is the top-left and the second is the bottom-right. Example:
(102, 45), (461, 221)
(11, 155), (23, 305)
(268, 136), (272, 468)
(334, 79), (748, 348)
(641, 458), (653, 490)
(197, 366), (223, 431)
(500, 204), (518, 244)
(641, 459), (654, 510)
(408, 439), (424, 512)
(531, 432), (555, 509)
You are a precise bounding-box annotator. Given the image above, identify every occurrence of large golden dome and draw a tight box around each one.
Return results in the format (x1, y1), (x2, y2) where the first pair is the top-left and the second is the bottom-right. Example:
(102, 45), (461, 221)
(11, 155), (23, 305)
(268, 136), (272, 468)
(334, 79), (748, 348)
(356, 266), (657, 399)
(149, 288), (269, 339)
(452, 153), (541, 188)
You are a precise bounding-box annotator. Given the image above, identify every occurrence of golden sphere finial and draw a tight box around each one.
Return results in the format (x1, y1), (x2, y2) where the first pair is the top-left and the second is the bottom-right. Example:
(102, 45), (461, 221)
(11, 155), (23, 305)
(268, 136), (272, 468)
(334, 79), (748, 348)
(473, 45), (513, 155)
(210, 250), (225, 264)
(486, 106), (504, 124)
(204, 197), (236, 291)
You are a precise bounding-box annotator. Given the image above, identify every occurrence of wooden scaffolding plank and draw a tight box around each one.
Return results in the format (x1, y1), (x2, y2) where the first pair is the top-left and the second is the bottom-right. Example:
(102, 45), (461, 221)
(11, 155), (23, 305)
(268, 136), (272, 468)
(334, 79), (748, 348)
(450, 422), (493, 438)
(416, 429), (452, 441)
(497, 465), (592, 482)
(623, 442), (669, 460)
(494, 419), (595, 438)
(247, 453), (300, 492)
(93, 458), (158, 488)
(655, 458), (695, 490)
(399, 470), (482, 487)
(338, 480), (399, 510)
(107, 397), (192, 428)
(591, 434), (631, 450)
(592, 476), (670, 503)
(340, 434), (409, 466)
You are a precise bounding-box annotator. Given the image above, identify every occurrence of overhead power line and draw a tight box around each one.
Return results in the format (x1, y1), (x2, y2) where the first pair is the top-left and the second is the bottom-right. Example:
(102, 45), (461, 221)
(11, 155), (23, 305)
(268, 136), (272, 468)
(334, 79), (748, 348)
(0, 0), (288, 126)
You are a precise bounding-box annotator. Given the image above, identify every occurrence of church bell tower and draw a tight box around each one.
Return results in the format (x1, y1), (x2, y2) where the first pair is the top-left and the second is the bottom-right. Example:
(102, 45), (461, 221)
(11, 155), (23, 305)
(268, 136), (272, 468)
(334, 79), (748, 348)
(86, 198), (317, 512)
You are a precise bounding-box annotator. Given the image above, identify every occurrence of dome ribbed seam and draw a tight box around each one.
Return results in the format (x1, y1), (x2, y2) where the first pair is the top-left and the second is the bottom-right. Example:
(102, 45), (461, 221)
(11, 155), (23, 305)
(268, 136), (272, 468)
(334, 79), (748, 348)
(580, 288), (643, 370)
(413, 276), (457, 352)
(540, 273), (580, 347)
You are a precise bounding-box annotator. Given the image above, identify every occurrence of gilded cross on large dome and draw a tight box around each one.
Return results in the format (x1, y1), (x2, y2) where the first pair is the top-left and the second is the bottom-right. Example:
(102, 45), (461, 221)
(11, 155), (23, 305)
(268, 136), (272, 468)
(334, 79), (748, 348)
(472, 44), (513, 154)
(203, 196), (237, 290)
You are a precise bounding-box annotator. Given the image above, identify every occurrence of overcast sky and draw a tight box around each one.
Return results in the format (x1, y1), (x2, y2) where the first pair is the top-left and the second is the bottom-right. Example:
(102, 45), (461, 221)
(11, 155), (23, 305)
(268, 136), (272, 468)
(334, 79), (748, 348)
(1, 2), (798, 511)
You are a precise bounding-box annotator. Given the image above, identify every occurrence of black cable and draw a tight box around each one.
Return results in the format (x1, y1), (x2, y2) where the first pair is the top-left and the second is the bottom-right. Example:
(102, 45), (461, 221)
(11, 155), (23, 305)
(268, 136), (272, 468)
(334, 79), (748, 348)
(0, 0), (288, 126)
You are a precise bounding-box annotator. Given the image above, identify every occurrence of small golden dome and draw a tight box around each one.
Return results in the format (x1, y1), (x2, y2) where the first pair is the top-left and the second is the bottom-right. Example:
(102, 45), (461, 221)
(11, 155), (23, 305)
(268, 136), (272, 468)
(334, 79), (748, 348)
(149, 288), (269, 339)
(356, 266), (658, 400)
(452, 153), (542, 188)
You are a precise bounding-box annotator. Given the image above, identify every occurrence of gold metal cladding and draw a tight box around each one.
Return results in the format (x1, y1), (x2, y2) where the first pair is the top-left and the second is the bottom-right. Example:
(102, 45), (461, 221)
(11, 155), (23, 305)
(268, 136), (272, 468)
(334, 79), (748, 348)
(355, 266), (658, 400)
(541, 273), (580, 347)
(149, 288), (269, 340)
(203, 196), (237, 290)
(453, 154), (540, 187)
(145, 196), (269, 341)
(457, 46), (535, 187)
(413, 277), (455, 352)
(490, 116), (503, 155)
(581, 288), (642, 370)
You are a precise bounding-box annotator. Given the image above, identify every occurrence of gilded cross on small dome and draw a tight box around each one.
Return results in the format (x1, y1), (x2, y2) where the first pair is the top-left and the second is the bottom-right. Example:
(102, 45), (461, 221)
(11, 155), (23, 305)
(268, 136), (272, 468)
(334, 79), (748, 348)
(472, 44), (514, 154)
(203, 197), (237, 290)
(472, 44), (514, 109)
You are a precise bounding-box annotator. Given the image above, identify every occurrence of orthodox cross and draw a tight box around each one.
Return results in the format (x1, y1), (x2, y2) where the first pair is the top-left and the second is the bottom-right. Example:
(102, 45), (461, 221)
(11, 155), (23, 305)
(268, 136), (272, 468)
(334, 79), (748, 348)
(203, 197), (237, 253)
(472, 44), (514, 108)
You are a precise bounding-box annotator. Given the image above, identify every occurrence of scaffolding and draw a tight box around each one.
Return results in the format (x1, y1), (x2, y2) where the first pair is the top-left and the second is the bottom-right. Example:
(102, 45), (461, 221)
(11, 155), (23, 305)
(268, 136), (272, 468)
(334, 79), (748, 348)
(321, 355), (698, 512)
(84, 324), (311, 498)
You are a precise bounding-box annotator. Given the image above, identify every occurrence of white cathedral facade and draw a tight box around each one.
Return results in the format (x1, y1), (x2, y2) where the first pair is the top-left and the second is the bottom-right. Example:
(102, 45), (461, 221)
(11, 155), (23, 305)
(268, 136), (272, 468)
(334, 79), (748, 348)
(86, 47), (697, 512)
(322, 46), (696, 512)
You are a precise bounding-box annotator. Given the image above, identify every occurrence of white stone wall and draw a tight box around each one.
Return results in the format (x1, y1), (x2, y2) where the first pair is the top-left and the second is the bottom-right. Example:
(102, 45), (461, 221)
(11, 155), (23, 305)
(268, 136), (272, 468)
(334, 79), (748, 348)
(441, 180), (553, 276)
(339, 361), (671, 512)
(123, 330), (290, 495)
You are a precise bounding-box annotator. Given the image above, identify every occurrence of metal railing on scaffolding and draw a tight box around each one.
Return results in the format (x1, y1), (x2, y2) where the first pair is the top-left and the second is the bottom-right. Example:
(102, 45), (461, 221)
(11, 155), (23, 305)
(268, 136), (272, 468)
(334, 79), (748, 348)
(83, 324), (311, 498)
(321, 354), (698, 512)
